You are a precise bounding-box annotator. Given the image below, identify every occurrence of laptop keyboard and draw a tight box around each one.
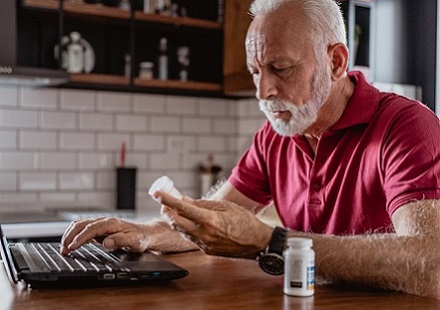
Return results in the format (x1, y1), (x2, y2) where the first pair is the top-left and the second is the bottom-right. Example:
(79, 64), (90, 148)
(25, 243), (130, 273)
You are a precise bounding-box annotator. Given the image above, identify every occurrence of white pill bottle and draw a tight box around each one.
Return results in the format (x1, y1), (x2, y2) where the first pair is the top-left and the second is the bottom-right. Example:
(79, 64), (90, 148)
(283, 237), (315, 297)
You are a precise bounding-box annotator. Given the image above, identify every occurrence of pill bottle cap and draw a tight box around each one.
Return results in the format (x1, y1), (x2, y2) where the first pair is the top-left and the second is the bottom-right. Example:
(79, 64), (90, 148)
(148, 176), (174, 198)
(287, 237), (313, 248)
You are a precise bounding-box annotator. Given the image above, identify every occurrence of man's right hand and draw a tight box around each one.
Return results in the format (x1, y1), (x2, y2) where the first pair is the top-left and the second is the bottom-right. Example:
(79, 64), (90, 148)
(60, 217), (198, 255)
(60, 217), (152, 255)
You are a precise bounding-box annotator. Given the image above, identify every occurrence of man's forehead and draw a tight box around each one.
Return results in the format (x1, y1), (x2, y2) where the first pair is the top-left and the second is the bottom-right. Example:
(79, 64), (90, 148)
(245, 34), (267, 52)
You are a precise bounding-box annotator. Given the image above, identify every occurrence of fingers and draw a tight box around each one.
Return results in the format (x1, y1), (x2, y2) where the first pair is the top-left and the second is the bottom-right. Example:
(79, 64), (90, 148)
(60, 217), (123, 255)
(162, 206), (199, 233)
(154, 191), (212, 224)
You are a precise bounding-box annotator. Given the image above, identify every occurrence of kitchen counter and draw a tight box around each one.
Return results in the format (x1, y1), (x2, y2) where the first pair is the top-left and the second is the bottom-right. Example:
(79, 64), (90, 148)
(0, 208), (161, 239)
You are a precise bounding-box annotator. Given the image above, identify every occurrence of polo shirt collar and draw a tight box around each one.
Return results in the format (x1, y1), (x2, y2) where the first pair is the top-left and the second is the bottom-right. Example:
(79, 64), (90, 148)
(330, 71), (380, 131)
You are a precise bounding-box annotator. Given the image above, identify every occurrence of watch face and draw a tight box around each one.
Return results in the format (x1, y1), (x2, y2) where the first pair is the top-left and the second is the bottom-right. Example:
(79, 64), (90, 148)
(258, 253), (284, 275)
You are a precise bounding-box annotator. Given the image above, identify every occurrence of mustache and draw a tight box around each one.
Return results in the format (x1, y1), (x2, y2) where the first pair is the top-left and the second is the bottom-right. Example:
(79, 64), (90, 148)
(259, 100), (295, 112)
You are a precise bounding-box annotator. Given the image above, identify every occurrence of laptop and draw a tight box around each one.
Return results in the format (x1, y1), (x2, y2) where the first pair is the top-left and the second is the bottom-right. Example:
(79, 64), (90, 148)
(0, 223), (188, 289)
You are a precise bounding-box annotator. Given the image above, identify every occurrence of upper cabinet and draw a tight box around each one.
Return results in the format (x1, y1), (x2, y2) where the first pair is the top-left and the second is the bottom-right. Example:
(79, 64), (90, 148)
(16, 0), (224, 96)
(223, 0), (254, 96)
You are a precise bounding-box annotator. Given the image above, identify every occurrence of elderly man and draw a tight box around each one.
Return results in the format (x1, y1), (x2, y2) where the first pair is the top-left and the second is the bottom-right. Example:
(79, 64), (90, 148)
(61, 0), (440, 299)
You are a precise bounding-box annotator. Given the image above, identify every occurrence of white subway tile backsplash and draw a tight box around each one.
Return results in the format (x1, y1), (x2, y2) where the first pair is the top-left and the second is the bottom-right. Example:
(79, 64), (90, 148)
(197, 136), (227, 152)
(0, 193), (38, 204)
(133, 94), (166, 113)
(20, 131), (57, 150)
(78, 191), (114, 208)
(167, 135), (196, 153)
(61, 90), (96, 111)
(237, 100), (248, 117)
(41, 111), (76, 129)
(60, 172), (94, 190)
(40, 152), (76, 170)
(0, 172), (17, 190)
(124, 153), (148, 169)
(150, 116), (181, 133)
(60, 132), (95, 150)
(198, 98), (228, 116)
(238, 118), (265, 135)
(0, 88), (258, 211)
(167, 171), (198, 189)
(0, 109), (38, 128)
(213, 119), (236, 134)
(166, 96), (197, 115)
(239, 98), (264, 117)
(98, 133), (130, 151)
(39, 192), (76, 203)
(79, 113), (113, 131)
(116, 114), (148, 132)
(0, 131), (17, 149)
(133, 134), (165, 151)
(0, 86), (18, 107)
(0, 152), (37, 170)
(98, 91), (131, 112)
(237, 136), (254, 156)
(182, 118), (211, 134)
(20, 172), (57, 190)
(150, 153), (180, 170)
(97, 171), (115, 190)
(182, 153), (208, 172)
(21, 88), (58, 109)
(138, 171), (163, 191)
(79, 153), (114, 170)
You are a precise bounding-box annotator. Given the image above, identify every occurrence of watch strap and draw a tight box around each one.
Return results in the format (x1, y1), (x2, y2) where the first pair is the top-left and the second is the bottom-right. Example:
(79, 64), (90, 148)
(267, 226), (288, 255)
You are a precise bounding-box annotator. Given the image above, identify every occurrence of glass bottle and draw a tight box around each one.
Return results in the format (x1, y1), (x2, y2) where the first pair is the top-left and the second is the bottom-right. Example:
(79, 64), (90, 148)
(157, 37), (168, 80)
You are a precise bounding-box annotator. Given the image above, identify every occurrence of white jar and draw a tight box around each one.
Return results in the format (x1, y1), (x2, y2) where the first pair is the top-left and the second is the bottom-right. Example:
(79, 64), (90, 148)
(283, 237), (315, 297)
(67, 32), (84, 73)
(139, 61), (154, 80)
(148, 176), (182, 201)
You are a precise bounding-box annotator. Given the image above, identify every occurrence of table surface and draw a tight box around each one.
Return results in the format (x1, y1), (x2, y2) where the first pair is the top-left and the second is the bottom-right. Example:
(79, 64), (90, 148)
(1, 250), (439, 310)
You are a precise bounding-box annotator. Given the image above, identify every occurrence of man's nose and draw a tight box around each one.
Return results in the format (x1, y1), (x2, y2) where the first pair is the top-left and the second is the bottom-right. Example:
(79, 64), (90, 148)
(255, 72), (278, 101)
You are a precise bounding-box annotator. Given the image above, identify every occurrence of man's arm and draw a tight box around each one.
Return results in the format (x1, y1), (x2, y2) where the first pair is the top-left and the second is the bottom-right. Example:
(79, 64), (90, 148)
(310, 199), (440, 299)
(158, 191), (440, 299)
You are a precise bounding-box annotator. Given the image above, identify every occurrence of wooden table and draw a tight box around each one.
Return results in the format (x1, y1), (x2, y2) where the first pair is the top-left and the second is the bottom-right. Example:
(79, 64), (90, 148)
(1, 250), (439, 309)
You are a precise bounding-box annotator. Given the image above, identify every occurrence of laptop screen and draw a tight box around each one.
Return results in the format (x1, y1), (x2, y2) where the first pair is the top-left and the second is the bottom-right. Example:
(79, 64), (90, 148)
(0, 224), (19, 283)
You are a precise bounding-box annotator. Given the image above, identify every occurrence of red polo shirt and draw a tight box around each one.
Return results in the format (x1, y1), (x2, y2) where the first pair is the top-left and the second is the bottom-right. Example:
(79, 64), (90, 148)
(229, 71), (440, 235)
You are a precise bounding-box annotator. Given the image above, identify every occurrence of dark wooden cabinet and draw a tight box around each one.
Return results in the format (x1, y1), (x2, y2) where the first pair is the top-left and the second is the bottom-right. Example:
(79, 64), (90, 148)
(222, 0), (254, 96)
(17, 0), (224, 96)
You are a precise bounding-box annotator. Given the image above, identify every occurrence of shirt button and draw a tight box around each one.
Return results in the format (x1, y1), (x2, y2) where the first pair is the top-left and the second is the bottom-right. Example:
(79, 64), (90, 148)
(313, 183), (321, 191)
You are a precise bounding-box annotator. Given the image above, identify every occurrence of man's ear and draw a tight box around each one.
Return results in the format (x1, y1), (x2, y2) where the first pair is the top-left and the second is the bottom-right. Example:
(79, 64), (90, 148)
(328, 43), (349, 81)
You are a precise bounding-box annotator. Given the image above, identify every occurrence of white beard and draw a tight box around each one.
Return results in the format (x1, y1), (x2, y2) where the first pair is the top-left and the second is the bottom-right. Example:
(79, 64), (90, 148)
(259, 62), (332, 137)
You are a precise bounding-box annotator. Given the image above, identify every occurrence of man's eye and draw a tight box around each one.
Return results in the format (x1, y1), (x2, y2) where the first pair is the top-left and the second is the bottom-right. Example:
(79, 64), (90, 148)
(273, 67), (290, 73)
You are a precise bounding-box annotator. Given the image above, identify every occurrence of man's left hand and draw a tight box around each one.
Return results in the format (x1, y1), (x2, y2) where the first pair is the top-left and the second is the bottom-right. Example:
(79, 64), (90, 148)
(154, 191), (273, 259)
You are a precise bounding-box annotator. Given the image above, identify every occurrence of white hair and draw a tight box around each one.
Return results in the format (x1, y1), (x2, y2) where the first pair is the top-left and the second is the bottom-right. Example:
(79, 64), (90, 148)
(249, 0), (347, 60)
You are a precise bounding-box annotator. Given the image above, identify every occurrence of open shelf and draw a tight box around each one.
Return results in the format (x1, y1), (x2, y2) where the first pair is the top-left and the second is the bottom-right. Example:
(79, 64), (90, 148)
(134, 11), (222, 30)
(67, 74), (221, 92)
(22, 0), (221, 29)
(19, 0), (223, 96)
(134, 78), (221, 92)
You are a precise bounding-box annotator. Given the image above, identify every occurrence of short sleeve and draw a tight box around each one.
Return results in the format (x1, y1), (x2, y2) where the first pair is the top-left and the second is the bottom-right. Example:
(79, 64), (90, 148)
(229, 122), (273, 205)
(382, 101), (440, 215)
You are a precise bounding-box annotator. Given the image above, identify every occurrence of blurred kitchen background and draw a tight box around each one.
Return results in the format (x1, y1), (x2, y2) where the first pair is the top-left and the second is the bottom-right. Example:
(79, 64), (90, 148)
(0, 0), (439, 239)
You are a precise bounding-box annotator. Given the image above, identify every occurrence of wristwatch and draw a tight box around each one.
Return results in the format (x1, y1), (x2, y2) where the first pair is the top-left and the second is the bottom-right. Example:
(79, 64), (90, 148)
(257, 226), (289, 275)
